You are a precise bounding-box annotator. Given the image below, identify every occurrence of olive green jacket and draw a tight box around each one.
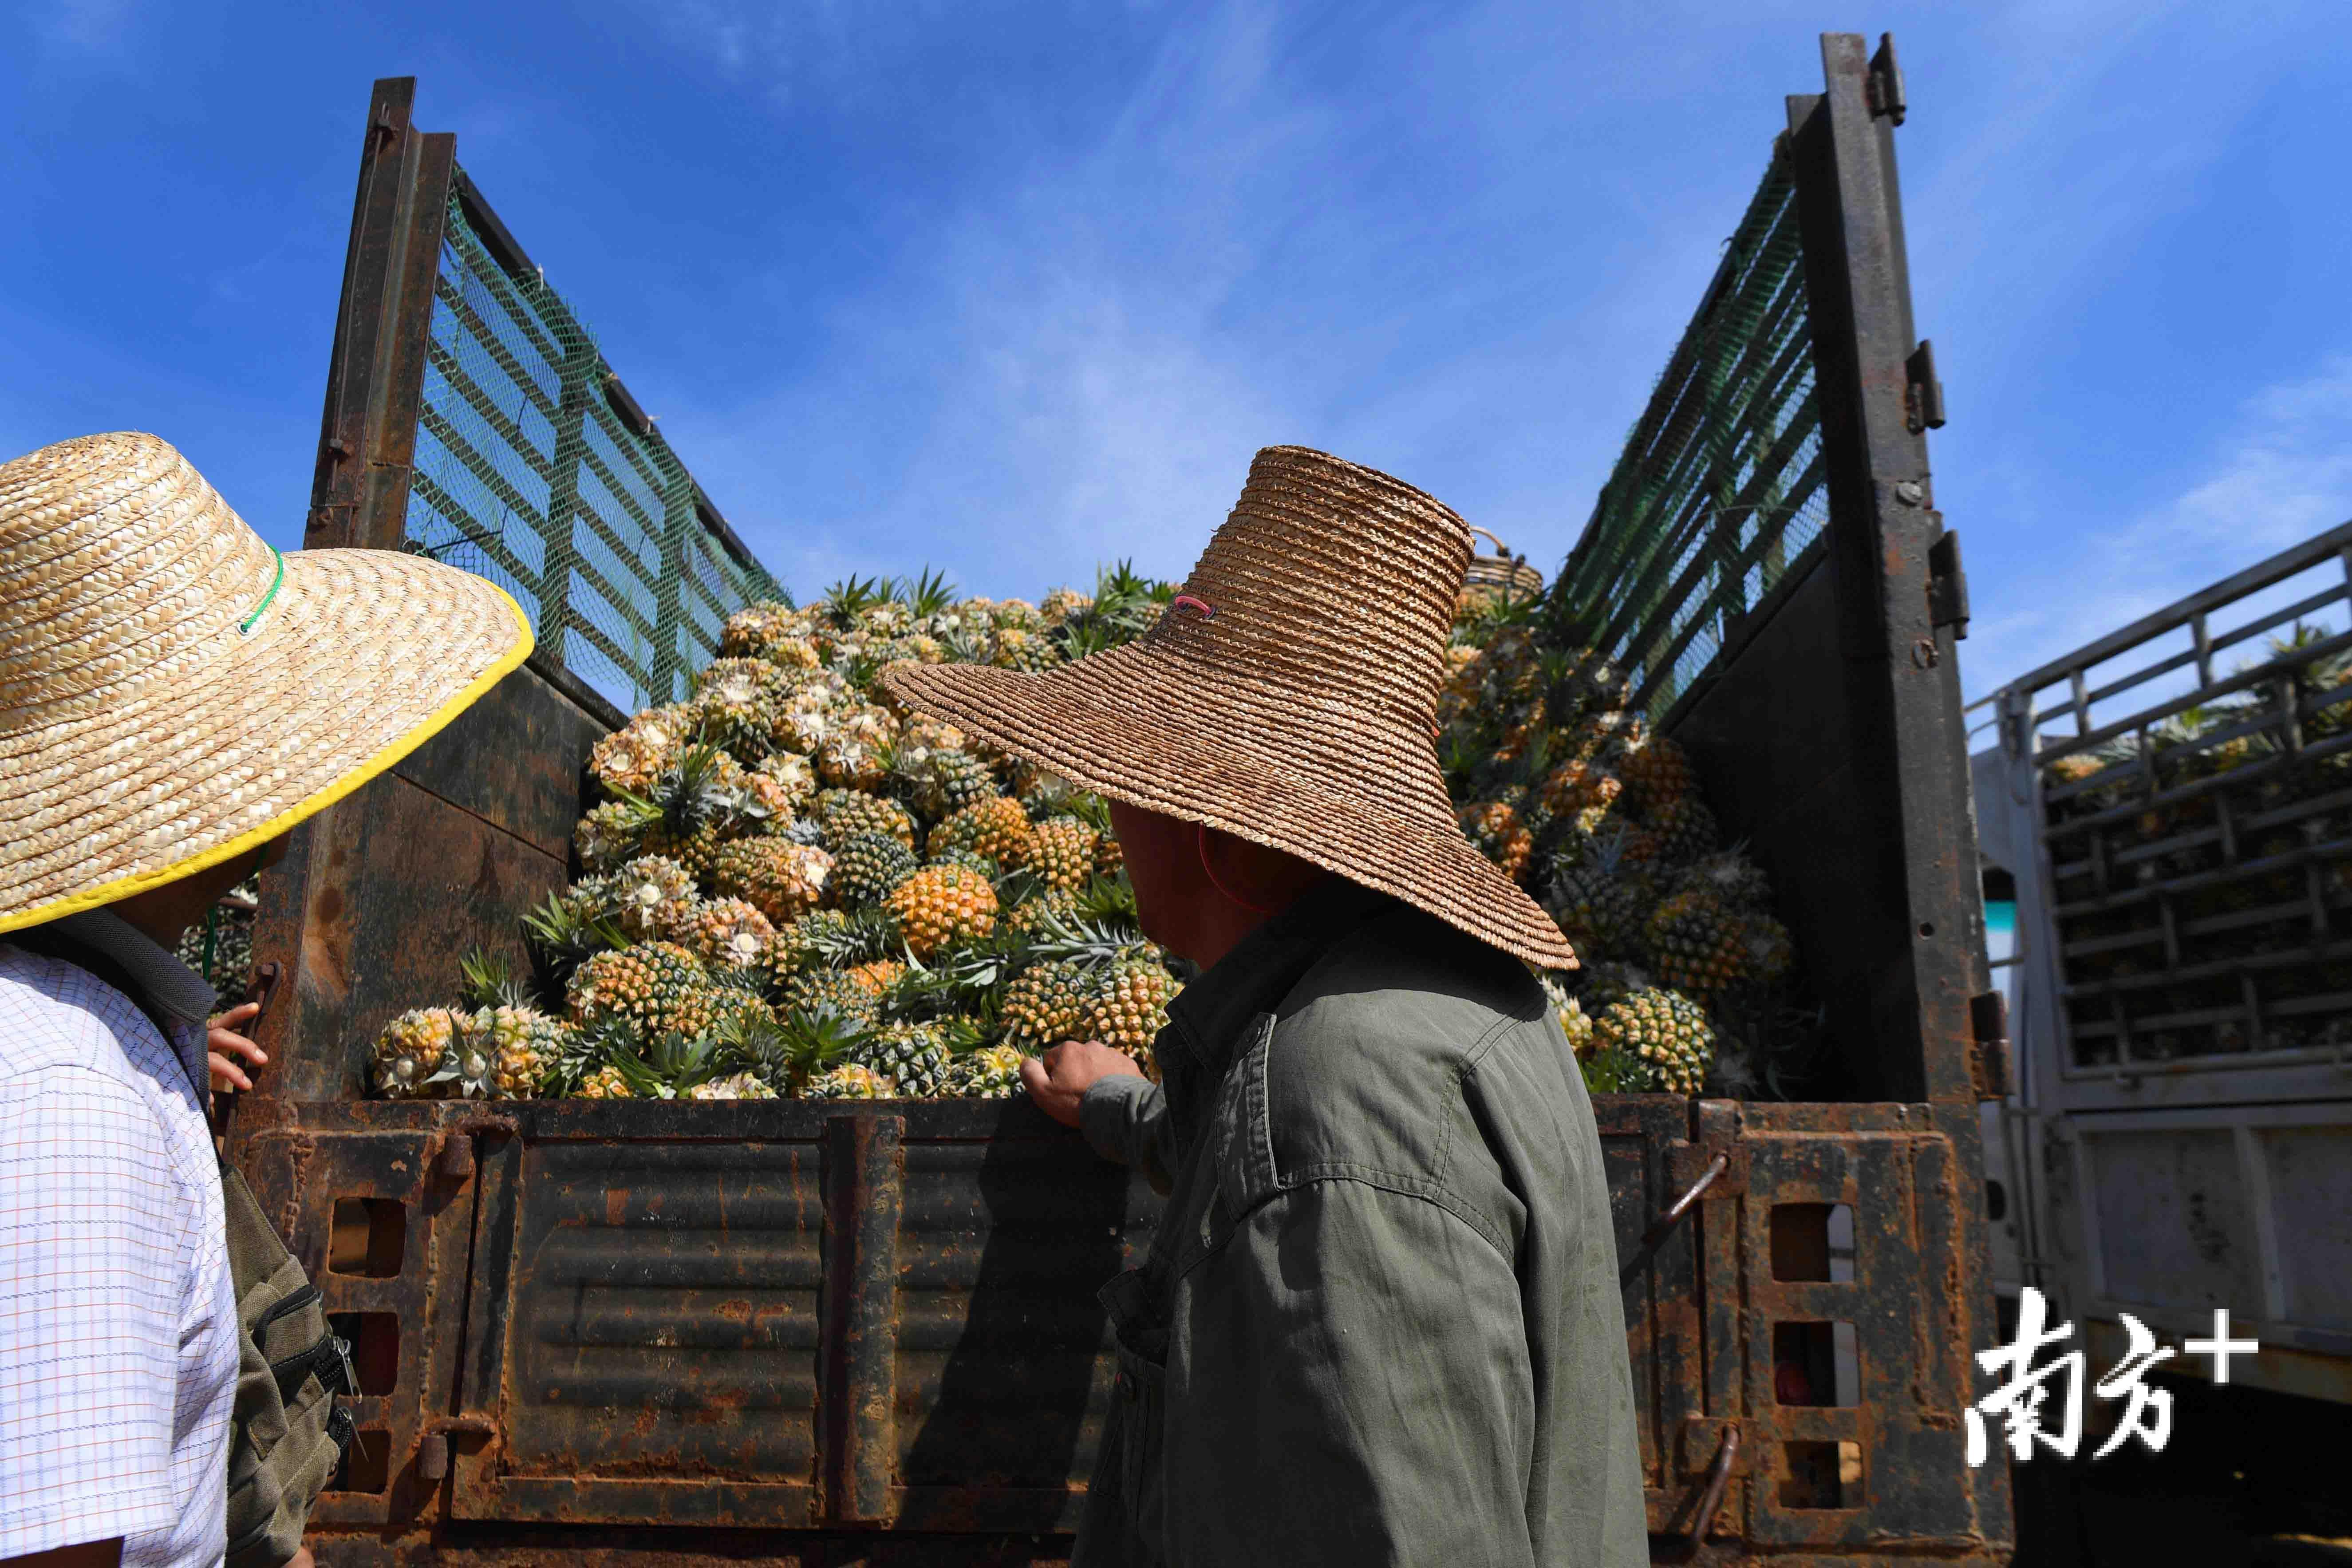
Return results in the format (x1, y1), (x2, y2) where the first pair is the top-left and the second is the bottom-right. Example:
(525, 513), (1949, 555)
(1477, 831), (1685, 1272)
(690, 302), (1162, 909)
(1072, 881), (1647, 1568)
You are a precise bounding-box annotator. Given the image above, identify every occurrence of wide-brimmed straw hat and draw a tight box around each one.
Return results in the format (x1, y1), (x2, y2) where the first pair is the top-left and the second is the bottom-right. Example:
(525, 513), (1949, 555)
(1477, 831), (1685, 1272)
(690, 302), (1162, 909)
(0, 432), (532, 934)
(884, 446), (1576, 971)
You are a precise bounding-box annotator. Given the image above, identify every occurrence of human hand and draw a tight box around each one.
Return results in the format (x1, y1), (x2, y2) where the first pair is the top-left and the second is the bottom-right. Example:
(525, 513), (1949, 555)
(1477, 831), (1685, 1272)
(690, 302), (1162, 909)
(284, 1546), (315, 1568)
(1019, 1039), (1144, 1128)
(207, 1001), (266, 1093)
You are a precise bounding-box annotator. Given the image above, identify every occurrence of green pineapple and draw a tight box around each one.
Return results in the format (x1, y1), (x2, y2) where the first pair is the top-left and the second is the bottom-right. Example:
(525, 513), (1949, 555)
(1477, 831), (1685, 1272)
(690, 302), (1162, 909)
(859, 1022), (955, 1098)
(1644, 794), (1719, 868)
(522, 878), (630, 984)
(832, 831), (919, 907)
(1543, 831), (1652, 960)
(909, 748), (1003, 822)
(783, 967), (883, 1029)
(1589, 988), (1714, 1094)
(813, 788), (918, 851)
(952, 1043), (1025, 1098)
(1644, 890), (1747, 995)
(575, 799), (653, 873)
(1078, 956), (1177, 1071)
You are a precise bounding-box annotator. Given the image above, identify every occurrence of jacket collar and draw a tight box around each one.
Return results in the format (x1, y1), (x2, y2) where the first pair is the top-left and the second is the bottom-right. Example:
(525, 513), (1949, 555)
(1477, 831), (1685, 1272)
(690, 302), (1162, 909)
(1155, 876), (1395, 1154)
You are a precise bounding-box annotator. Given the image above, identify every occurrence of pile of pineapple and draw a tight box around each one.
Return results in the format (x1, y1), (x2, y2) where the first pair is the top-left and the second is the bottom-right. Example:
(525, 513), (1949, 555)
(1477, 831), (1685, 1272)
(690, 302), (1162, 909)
(368, 567), (1189, 1102)
(1439, 581), (1807, 1097)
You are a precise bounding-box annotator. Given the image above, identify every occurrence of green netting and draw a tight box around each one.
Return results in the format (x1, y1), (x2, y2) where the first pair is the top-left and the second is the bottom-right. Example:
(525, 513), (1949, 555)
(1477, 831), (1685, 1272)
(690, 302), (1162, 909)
(403, 178), (784, 717)
(1548, 147), (1826, 722)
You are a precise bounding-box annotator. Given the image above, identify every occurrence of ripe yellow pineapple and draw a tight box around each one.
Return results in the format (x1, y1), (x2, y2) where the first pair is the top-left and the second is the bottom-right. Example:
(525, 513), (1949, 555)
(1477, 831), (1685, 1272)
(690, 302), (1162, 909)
(1030, 818), (1101, 891)
(1619, 735), (1694, 815)
(710, 839), (832, 924)
(1001, 959), (1090, 1048)
(371, 1007), (461, 1098)
(574, 1064), (635, 1099)
(1079, 958), (1177, 1073)
(610, 856), (701, 942)
(806, 1062), (894, 1099)
(1460, 800), (1535, 884)
(934, 796), (1036, 871)
(590, 707), (689, 794)
(684, 898), (778, 971)
(1590, 989), (1713, 1094)
(814, 789), (918, 851)
(846, 958), (908, 997)
(566, 940), (721, 1042)
(885, 864), (998, 957)
(955, 1043), (1026, 1098)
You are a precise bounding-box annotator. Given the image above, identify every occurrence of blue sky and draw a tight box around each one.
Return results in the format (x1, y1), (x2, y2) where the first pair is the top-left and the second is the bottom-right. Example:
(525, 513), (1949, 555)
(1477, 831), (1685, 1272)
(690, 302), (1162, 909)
(4, 0), (2348, 705)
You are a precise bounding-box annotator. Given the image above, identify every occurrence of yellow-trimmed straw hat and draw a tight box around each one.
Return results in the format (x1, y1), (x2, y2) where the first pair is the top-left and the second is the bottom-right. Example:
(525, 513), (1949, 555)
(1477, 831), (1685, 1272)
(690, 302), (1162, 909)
(1, 431), (532, 934)
(884, 445), (1576, 972)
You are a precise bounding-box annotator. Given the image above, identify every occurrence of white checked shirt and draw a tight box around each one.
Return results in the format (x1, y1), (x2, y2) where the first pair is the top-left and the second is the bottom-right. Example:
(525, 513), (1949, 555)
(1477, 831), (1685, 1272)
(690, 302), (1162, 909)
(0, 911), (237, 1568)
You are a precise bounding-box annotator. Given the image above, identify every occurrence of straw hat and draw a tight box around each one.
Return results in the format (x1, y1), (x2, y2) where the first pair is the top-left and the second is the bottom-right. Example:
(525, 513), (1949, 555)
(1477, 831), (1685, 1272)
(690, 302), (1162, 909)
(0, 432), (532, 933)
(884, 446), (1575, 971)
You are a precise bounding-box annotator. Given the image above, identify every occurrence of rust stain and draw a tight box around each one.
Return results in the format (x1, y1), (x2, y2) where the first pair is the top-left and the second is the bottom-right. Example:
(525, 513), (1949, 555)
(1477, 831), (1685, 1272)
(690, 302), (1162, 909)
(606, 1188), (627, 1227)
(714, 1299), (752, 1323)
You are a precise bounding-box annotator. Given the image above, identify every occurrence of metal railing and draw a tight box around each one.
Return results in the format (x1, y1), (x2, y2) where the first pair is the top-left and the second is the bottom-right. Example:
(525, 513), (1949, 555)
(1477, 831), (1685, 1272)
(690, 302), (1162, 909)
(1972, 521), (2352, 1074)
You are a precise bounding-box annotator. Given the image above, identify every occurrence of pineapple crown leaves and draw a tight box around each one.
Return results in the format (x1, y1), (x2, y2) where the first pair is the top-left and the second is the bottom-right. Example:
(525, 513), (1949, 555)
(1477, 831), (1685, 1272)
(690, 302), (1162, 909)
(762, 1004), (878, 1079)
(1019, 904), (1148, 969)
(797, 905), (899, 968)
(897, 566), (959, 619)
(819, 573), (889, 624)
(643, 1029), (725, 1093)
(458, 946), (540, 1011)
(521, 889), (630, 974)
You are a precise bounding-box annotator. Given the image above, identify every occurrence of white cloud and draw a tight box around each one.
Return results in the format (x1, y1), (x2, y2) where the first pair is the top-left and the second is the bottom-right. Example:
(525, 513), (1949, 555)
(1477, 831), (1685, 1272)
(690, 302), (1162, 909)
(1965, 352), (2352, 701)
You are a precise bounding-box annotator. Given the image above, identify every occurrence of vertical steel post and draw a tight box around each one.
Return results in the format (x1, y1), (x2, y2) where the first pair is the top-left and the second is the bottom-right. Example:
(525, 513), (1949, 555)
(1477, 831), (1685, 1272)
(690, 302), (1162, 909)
(821, 1114), (904, 1524)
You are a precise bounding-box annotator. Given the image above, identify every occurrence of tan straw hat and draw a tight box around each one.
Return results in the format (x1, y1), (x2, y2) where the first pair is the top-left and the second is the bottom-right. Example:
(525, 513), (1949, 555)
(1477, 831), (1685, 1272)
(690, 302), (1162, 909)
(884, 445), (1576, 972)
(1, 432), (532, 934)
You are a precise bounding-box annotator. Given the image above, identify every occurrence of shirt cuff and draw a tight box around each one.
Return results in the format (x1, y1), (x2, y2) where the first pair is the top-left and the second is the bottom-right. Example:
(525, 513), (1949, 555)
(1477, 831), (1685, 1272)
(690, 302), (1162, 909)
(1078, 1072), (1162, 1169)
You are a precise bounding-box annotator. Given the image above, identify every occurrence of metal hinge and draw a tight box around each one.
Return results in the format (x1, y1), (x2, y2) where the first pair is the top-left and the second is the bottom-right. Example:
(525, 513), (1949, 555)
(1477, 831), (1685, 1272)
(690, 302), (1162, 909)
(1867, 33), (1907, 125)
(1970, 990), (2010, 1101)
(1906, 339), (1947, 433)
(1928, 529), (1969, 640)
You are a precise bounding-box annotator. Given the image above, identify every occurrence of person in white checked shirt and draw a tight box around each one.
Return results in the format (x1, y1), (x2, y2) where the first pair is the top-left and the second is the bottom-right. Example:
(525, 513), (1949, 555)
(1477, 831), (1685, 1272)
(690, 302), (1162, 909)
(0, 432), (534, 1568)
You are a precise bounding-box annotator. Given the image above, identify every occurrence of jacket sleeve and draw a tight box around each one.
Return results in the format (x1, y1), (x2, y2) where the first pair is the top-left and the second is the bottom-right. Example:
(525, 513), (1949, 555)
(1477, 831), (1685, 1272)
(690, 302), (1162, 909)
(1075, 1074), (1176, 1195)
(1167, 1178), (1539, 1568)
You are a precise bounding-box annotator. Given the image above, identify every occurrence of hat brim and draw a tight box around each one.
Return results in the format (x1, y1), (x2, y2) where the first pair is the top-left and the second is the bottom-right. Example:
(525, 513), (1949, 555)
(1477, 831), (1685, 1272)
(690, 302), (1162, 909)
(884, 658), (1576, 972)
(0, 548), (532, 933)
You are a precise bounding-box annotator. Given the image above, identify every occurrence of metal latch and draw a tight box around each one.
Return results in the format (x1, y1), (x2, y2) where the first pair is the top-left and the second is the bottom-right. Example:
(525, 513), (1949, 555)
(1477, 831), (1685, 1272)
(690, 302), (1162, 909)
(1928, 530), (1969, 639)
(1867, 33), (1906, 125)
(1970, 990), (2010, 1101)
(1906, 339), (1946, 432)
(415, 1415), (496, 1482)
(429, 1113), (519, 1185)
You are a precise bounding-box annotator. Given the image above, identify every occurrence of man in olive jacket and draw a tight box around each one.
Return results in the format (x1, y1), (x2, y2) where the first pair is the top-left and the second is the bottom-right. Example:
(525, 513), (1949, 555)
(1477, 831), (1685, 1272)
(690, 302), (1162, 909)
(884, 446), (1647, 1567)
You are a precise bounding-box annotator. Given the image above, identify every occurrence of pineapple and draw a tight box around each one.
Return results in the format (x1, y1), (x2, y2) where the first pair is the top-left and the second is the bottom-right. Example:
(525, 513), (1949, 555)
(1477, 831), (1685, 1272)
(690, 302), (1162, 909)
(1741, 914), (1796, 984)
(635, 746), (759, 876)
(710, 839), (833, 924)
(1536, 758), (1622, 820)
(575, 799), (652, 873)
(846, 958), (908, 997)
(574, 1063), (636, 1099)
(910, 748), (1002, 822)
(1618, 735), (1694, 816)
(816, 735), (888, 790)
(814, 789), (918, 852)
(933, 797), (1036, 871)
(753, 752), (818, 817)
(1460, 800), (1535, 884)
(831, 831), (918, 907)
(1676, 850), (1772, 912)
(805, 1062), (895, 1099)
(885, 864), (999, 957)
(1590, 988), (1714, 1094)
(609, 855), (702, 942)
(690, 1070), (779, 1101)
(1094, 831), (1126, 879)
(1644, 890), (1747, 995)
(1004, 888), (1082, 935)
(521, 878), (629, 983)
(784, 967), (883, 1028)
(1030, 818), (1101, 892)
(860, 1023), (955, 1098)
(1645, 794), (1718, 868)
(1545, 834), (1651, 959)
(688, 663), (781, 762)
(990, 626), (1062, 672)
(566, 940), (720, 1043)
(1000, 958), (1090, 1048)
(1039, 587), (1092, 626)
(370, 1007), (460, 1098)
(953, 1043), (1026, 1098)
(683, 897), (778, 971)
(454, 954), (577, 1100)
(1078, 956), (1178, 1070)
(590, 707), (691, 795)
